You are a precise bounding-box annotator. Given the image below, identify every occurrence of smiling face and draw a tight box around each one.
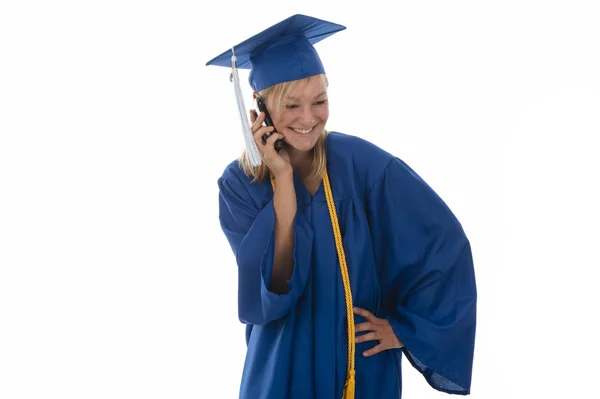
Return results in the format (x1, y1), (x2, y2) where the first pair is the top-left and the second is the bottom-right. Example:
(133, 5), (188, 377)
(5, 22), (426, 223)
(263, 74), (329, 153)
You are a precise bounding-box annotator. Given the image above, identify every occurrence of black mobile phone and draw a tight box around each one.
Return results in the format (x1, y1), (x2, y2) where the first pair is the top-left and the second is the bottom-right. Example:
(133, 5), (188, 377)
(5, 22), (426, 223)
(256, 97), (284, 152)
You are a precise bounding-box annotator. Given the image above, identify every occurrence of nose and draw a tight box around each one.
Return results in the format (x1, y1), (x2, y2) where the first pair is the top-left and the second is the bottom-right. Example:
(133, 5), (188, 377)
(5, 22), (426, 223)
(299, 106), (316, 127)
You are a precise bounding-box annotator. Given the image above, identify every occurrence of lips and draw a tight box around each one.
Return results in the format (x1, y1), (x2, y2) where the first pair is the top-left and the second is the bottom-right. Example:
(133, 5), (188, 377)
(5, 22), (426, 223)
(290, 126), (315, 134)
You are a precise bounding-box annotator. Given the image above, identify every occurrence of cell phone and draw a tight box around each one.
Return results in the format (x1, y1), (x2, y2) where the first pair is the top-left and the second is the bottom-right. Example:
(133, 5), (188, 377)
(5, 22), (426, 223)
(256, 97), (284, 152)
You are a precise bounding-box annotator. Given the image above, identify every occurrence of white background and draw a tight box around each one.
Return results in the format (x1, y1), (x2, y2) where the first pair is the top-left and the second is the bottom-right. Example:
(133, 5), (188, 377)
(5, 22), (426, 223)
(1, 1), (599, 398)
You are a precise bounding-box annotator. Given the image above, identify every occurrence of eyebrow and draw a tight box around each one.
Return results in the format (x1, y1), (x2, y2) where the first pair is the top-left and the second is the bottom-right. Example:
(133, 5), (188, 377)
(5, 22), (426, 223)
(286, 91), (327, 101)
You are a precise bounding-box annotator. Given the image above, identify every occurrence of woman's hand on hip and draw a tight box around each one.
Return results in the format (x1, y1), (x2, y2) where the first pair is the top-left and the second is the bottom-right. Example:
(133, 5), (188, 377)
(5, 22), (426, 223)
(354, 307), (404, 357)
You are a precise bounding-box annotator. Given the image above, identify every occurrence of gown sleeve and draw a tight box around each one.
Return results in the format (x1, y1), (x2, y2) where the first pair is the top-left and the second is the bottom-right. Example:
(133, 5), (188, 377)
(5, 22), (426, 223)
(218, 175), (314, 326)
(366, 157), (477, 395)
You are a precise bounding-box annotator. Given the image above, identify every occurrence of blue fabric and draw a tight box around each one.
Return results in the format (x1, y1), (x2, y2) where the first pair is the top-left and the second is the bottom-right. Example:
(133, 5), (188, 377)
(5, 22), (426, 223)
(205, 14), (346, 91)
(218, 132), (477, 398)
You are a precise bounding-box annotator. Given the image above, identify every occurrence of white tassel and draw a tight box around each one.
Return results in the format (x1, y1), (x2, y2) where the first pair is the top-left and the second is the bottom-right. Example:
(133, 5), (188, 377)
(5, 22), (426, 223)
(230, 47), (261, 167)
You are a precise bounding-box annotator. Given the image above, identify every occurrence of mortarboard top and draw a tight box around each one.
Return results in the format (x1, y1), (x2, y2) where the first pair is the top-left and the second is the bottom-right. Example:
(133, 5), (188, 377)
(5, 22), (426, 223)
(206, 14), (346, 166)
(206, 14), (346, 92)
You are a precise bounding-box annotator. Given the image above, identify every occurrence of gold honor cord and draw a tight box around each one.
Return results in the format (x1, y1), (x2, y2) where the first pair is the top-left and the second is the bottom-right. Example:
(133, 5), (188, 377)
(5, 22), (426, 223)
(270, 170), (356, 399)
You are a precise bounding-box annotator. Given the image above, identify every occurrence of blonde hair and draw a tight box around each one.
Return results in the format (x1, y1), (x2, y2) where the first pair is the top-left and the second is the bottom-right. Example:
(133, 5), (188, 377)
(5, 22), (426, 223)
(238, 74), (330, 183)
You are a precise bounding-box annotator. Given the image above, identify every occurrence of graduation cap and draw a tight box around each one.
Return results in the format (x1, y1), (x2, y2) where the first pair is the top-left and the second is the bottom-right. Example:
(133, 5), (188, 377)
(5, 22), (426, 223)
(206, 14), (346, 166)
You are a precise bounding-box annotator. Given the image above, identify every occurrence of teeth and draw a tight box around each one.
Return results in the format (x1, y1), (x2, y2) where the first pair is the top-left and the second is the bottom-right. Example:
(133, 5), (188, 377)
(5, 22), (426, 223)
(291, 127), (313, 134)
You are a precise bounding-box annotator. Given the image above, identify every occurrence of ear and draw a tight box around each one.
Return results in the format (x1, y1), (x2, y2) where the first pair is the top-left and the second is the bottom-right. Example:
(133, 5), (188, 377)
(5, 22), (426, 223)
(252, 92), (258, 99)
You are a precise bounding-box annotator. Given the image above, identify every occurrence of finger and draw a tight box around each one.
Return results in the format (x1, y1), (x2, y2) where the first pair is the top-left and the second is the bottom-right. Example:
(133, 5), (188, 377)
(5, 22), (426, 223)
(353, 307), (377, 321)
(252, 125), (275, 144)
(355, 331), (379, 344)
(250, 109), (262, 127)
(261, 134), (285, 163)
(250, 111), (266, 132)
(265, 133), (284, 148)
(354, 322), (373, 333)
(363, 342), (386, 357)
(260, 133), (284, 160)
(260, 129), (277, 145)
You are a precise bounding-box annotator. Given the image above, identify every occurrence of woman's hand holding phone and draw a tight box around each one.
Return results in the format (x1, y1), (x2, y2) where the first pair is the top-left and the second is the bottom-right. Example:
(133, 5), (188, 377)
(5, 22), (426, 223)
(250, 110), (292, 177)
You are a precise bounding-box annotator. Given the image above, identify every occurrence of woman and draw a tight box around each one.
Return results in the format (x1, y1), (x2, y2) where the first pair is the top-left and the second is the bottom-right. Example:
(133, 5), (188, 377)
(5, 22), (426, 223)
(208, 14), (477, 399)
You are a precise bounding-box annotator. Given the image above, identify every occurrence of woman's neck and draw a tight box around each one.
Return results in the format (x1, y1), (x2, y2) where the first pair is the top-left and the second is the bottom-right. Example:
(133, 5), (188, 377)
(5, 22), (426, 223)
(288, 148), (313, 178)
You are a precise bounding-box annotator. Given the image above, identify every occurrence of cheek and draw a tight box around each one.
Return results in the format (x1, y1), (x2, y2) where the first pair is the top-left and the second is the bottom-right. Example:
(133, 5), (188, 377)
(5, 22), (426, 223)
(315, 106), (329, 122)
(275, 107), (329, 128)
(270, 111), (286, 129)
(275, 111), (297, 128)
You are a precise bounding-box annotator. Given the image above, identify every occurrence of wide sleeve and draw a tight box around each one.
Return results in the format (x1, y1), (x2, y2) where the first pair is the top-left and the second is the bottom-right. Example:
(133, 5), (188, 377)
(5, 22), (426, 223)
(218, 176), (314, 326)
(366, 157), (477, 395)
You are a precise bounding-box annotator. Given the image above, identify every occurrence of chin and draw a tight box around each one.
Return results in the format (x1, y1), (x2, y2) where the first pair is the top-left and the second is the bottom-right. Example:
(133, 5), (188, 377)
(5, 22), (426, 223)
(284, 126), (323, 152)
(285, 137), (320, 153)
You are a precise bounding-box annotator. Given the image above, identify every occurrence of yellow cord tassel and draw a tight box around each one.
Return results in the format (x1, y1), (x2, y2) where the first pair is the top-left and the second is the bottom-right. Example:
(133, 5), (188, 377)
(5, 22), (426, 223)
(271, 170), (356, 399)
(342, 370), (355, 399)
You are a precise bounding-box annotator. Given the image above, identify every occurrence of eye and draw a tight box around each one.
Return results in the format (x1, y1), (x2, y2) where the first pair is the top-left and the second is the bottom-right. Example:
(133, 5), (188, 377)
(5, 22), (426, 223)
(313, 100), (328, 106)
(285, 104), (299, 109)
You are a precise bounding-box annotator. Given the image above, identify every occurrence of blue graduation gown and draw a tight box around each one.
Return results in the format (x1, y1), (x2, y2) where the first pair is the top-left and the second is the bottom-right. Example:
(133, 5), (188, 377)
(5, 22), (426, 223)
(218, 132), (477, 398)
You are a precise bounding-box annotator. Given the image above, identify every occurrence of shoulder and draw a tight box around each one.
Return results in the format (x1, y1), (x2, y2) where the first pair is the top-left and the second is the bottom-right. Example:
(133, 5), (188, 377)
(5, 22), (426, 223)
(326, 131), (393, 160)
(325, 131), (397, 195)
(219, 159), (247, 185)
(217, 159), (271, 207)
